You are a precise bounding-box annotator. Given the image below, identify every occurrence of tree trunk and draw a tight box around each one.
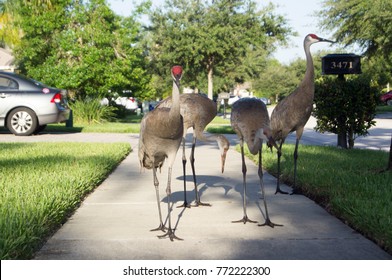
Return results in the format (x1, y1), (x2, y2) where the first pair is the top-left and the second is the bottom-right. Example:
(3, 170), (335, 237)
(347, 128), (354, 149)
(336, 75), (348, 149)
(388, 134), (392, 171)
(337, 132), (348, 149)
(207, 66), (213, 100)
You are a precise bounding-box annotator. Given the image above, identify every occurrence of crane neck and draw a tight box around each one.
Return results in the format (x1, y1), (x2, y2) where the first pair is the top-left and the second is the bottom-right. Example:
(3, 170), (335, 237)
(246, 128), (265, 155)
(169, 79), (181, 119)
(301, 41), (315, 91)
(194, 130), (225, 149)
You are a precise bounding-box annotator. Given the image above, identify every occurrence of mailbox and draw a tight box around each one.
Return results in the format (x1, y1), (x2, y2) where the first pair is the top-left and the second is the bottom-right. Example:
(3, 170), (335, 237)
(322, 53), (361, 75)
(218, 92), (230, 99)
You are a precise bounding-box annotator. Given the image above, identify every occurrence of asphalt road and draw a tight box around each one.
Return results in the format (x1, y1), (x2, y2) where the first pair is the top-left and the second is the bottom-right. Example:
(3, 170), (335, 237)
(1, 112), (391, 150)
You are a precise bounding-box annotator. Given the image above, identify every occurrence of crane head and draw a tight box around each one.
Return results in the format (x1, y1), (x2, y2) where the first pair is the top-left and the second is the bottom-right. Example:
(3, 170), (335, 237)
(171, 65), (183, 81)
(307, 34), (335, 44)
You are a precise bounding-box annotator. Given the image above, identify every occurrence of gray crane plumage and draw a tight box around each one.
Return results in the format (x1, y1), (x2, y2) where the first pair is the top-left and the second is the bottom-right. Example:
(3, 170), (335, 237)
(270, 34), (334, 195)
(138, 66), (184, 241)
(230, 97), (280, 227)
(156, 93), (230, 207)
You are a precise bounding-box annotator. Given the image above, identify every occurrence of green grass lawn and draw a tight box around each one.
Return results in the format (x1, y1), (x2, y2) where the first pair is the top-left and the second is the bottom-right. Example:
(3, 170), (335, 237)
(242, 144), (392, 255)
(377, 105), (392, 113)
(0, 142), (131, 259)
(42, 114), (233, 134)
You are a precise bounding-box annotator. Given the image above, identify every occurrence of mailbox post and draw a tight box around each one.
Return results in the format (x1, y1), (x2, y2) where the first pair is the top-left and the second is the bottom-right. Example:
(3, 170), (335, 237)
(321, 53), (362, 148)
(218, 92), (230, 118)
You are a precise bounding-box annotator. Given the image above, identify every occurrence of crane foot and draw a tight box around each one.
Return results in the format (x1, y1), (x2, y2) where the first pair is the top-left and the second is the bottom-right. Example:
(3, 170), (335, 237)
(275, 188), (289, 195)
(150, 223), (167, 232)
(192, 200), (211, 207)
(158, 228), (183, 241)
(290, 188), (303, 195)
(232, 216), (257, 224)
(258, 218), (283, 228)
(176, 201), (192, 208)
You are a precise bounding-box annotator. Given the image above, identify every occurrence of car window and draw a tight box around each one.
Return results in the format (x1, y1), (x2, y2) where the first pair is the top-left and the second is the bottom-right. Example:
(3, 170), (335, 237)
(0, 77), (18, 90)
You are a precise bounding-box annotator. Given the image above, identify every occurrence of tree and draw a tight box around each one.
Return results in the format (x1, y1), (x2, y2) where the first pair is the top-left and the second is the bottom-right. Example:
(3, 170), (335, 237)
(145, 0), (292, 99)
(5, 0), (152, 99)
(0, 0), (57, 47)
(252, 51), (326, 103)
(251, 59), (294, 102)
(313, 75), (377, 149)
(320, 0), (392, 167)
(320, 0), (392, 64)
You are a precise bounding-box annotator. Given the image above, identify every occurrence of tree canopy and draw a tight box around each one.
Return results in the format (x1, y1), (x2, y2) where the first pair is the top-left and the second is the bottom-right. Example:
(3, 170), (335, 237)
(320, 0), (392, 64)
(1, 0), (153, 99)
(144, 0), (293, 99)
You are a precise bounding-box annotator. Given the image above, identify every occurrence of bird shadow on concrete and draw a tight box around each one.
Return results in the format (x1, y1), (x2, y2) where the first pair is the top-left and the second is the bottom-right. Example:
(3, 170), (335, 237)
(168, 174), (234, 202)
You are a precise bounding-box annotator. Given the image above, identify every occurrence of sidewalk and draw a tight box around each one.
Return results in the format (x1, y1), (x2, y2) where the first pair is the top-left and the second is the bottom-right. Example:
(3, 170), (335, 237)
(34, 133), (391, 260)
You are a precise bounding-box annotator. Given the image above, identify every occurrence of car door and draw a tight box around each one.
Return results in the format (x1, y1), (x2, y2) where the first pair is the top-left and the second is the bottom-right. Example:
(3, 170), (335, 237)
(0, 75), (20, 125)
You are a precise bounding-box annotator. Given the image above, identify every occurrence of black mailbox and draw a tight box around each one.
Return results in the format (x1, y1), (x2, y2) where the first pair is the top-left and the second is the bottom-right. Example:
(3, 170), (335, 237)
(322, 53), (361, 75)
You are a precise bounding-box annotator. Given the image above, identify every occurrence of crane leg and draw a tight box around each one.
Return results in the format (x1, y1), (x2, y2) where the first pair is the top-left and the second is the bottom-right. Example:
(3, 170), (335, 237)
(190, 136), (211, 207)
(291, 138), (303, 195)
(257, 146), (283, 228)
(158, 166), (183, 241)
(232, 142), (257, 224)
(151, 167), (167, 232)
(275, 141), (289, 195)
(177, 138), (191, 208)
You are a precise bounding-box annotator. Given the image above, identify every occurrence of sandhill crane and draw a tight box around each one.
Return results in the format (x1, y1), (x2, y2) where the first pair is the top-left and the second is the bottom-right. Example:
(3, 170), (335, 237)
(270, 34), (334, 195)
(230, 97), (281, 227)
(157, 93), (230, 207)
(138, 66), (184, 241)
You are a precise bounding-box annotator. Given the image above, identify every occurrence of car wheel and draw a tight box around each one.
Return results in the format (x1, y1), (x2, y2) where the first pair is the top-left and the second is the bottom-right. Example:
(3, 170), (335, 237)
(7, 107), (38, 136)
(387, 99), (392, 106)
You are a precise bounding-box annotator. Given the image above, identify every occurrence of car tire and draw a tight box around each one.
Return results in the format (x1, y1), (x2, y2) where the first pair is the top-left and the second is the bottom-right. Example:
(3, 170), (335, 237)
(7, 107), (38, 136)
(34, 125), (47, 135)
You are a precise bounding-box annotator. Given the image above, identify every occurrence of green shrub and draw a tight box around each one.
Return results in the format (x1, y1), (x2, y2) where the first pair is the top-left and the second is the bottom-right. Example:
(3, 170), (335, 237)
(70, 98), (117, 124)
(314, 75), (378, 149)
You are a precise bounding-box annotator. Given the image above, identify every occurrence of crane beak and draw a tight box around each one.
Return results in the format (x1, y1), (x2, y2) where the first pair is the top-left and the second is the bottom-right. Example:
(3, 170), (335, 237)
(319, 37), (335, 44)
(268, 136), (279, 151)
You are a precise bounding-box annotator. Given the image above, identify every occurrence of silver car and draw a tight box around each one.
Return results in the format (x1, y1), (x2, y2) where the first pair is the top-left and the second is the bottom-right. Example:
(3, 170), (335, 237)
(0, 71), (70, 136)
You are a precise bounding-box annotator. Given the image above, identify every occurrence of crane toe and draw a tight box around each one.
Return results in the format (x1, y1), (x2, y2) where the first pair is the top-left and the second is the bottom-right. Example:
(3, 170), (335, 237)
(192, 200), (211, 207)
(176, 201), (192, 208)
(232, 216), (258, 224)
(275, 187), (289, 195)
(158, 228), (183, 241)
(258, 218), (283, 228)
(150, 223), (167, 232)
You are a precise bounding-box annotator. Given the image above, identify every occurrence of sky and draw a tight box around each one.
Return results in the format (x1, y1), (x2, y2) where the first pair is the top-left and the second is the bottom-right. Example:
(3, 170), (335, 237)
(107, 0), (336, 65)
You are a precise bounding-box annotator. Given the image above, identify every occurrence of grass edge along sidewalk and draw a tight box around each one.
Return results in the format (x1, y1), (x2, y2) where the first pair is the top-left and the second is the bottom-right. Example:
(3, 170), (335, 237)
(0, 142), (131, 259)
(243, 144), (392, 256)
